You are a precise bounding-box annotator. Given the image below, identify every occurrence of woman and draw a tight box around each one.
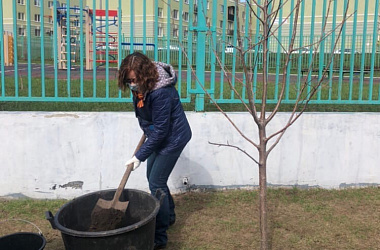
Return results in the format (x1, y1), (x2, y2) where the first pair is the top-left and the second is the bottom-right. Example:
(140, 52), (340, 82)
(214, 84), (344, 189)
(118, 52), (192, 249)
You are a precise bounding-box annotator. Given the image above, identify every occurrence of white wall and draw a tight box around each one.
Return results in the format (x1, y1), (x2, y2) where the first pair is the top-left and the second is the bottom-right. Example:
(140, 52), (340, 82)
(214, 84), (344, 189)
(0, 111), (379, 199)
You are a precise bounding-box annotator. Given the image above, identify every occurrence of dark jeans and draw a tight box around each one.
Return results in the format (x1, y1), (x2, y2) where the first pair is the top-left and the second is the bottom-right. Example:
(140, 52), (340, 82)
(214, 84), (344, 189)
(147, 148), (183, 246)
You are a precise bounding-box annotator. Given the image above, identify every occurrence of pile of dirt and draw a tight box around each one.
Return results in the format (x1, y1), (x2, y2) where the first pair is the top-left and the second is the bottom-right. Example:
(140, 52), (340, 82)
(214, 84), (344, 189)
(88, 208), (127, 232)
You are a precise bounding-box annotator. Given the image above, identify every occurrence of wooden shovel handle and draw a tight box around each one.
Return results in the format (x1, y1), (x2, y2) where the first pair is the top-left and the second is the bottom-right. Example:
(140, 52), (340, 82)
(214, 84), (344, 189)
(112, 134), (146, 203)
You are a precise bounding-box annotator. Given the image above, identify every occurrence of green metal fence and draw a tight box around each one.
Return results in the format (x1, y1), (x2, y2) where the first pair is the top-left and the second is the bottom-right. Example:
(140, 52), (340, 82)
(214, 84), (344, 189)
(0, 0), (379, 111)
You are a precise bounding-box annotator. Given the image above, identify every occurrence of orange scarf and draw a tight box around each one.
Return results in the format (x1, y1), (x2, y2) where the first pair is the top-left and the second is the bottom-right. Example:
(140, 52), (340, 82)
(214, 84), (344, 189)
(133, 91), (144, 108)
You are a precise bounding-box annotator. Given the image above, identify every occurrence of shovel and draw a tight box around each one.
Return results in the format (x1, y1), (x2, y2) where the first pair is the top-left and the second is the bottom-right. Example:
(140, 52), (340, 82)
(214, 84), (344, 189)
(89, 134), (146, 232)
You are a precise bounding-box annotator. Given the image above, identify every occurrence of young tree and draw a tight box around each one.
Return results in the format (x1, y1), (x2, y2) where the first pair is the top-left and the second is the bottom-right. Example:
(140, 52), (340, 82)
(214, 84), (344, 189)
(189, 0), (353, 249)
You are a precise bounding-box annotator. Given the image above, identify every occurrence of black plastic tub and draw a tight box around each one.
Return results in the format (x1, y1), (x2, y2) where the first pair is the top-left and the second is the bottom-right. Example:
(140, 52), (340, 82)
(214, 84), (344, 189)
(0, 232), (46, 250)
(46, 189), (162, 250)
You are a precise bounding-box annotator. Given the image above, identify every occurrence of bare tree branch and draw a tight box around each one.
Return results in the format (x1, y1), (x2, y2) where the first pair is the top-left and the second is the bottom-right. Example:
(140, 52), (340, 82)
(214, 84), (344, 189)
(265, 0), (352, 156)
(209, 40), (254, 116)
(209, 141), (259, 164)
(263, 0), (301, 121)
(181, 45), (260, 150)
(249, 0), (265, 12)
(202, 0), (353, 248)
(235, 1), (260, 124)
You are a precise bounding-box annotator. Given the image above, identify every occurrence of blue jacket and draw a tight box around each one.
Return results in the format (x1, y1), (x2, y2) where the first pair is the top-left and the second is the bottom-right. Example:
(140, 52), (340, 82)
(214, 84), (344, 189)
(134, 62), (192, 161)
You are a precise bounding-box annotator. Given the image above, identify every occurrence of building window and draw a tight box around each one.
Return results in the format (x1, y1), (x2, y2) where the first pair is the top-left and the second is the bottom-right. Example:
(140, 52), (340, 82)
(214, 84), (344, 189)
(74, 6), (80, 14)
(158, 7), (163, 18)
(207, 1), (209, 10)
(18, 0), (25, 5)
(158, 26), (163, 37)
(18, 12), (25, 21)
(220, 4), (224, 13)
(173, 28), (179, 38)
(18, 27), (25, 36)
(34, 0), (41, 7)
(73, 20), (80, 27)
(61, 3), (67, 8)
(183, 12), (189, 22)
(228, 7), (234, 15)
(220, 20), (223, 29)
(184, 0), (189, 4)
(35, 14), (41, 22)
(228, 22), (233, 30)
(242, 11), (245, 19)
(172, 9), (179, 20)
(48, 1), (54, 8)
(35, 28), (41, 37)
(48, 17), (53, 24)
(46, 29), (53, 36)
(184, 29), (188, 38)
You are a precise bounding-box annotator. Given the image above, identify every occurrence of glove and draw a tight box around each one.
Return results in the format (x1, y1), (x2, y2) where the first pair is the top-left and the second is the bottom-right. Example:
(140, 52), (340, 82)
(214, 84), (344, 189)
(125, 156), (141, 171)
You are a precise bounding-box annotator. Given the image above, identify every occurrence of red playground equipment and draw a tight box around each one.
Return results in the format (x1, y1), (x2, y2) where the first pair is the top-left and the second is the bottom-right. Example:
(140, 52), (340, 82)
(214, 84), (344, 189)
(86, 9), (119, 70)
(52, 6), (119, 70)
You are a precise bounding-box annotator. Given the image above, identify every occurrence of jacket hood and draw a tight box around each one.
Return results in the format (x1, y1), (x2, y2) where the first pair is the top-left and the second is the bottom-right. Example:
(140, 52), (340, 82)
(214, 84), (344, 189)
(152, 61), (177, 91)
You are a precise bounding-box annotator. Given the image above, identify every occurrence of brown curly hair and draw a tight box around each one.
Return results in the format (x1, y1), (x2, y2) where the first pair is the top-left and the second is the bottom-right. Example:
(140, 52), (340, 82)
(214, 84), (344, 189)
(118, 52), (159, 94)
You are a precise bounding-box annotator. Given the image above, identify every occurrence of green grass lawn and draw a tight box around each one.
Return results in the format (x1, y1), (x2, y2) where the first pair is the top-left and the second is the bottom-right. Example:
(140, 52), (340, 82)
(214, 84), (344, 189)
(1, 187), (379, 249)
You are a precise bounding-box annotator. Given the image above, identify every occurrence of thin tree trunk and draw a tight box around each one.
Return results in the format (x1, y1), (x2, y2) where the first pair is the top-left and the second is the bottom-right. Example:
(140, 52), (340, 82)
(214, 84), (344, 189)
(259, 163), (268, 250)
(259, 125), (269, 250)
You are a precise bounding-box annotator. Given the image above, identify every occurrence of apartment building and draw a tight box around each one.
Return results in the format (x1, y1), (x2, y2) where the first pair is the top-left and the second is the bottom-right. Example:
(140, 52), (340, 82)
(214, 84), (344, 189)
(2, 1), (251, 37)
(3, 0), (378, 51)
(3, 0), (82, 38)
(85, 0), (253, 39)
(272, 0), (380, 52)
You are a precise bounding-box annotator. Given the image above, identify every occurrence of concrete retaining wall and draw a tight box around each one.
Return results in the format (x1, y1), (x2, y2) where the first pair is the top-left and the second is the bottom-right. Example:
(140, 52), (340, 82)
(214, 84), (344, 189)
(1, 111), (379, 199)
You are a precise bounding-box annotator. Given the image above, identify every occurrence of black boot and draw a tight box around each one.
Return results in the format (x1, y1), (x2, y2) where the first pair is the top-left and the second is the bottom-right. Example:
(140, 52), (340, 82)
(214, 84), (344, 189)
(154, 243), (167, 249)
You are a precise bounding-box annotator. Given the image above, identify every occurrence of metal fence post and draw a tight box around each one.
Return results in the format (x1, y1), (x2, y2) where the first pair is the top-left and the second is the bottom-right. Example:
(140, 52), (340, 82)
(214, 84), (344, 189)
(194, 0), (207, 112)
(0, 0), (4, 94)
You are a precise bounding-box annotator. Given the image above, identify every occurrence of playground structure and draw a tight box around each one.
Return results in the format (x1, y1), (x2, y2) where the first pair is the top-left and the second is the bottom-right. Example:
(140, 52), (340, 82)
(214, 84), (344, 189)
(3, 32), (14, 66)
(52, 6), (119, 70)
(87, 9), (119, 70)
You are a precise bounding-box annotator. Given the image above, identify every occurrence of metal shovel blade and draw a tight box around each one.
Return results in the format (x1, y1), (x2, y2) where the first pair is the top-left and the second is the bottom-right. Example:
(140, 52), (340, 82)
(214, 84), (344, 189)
(95, 198), (129, 212)
(89, 198), (129, 232)
(88, 134), (147, 232)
